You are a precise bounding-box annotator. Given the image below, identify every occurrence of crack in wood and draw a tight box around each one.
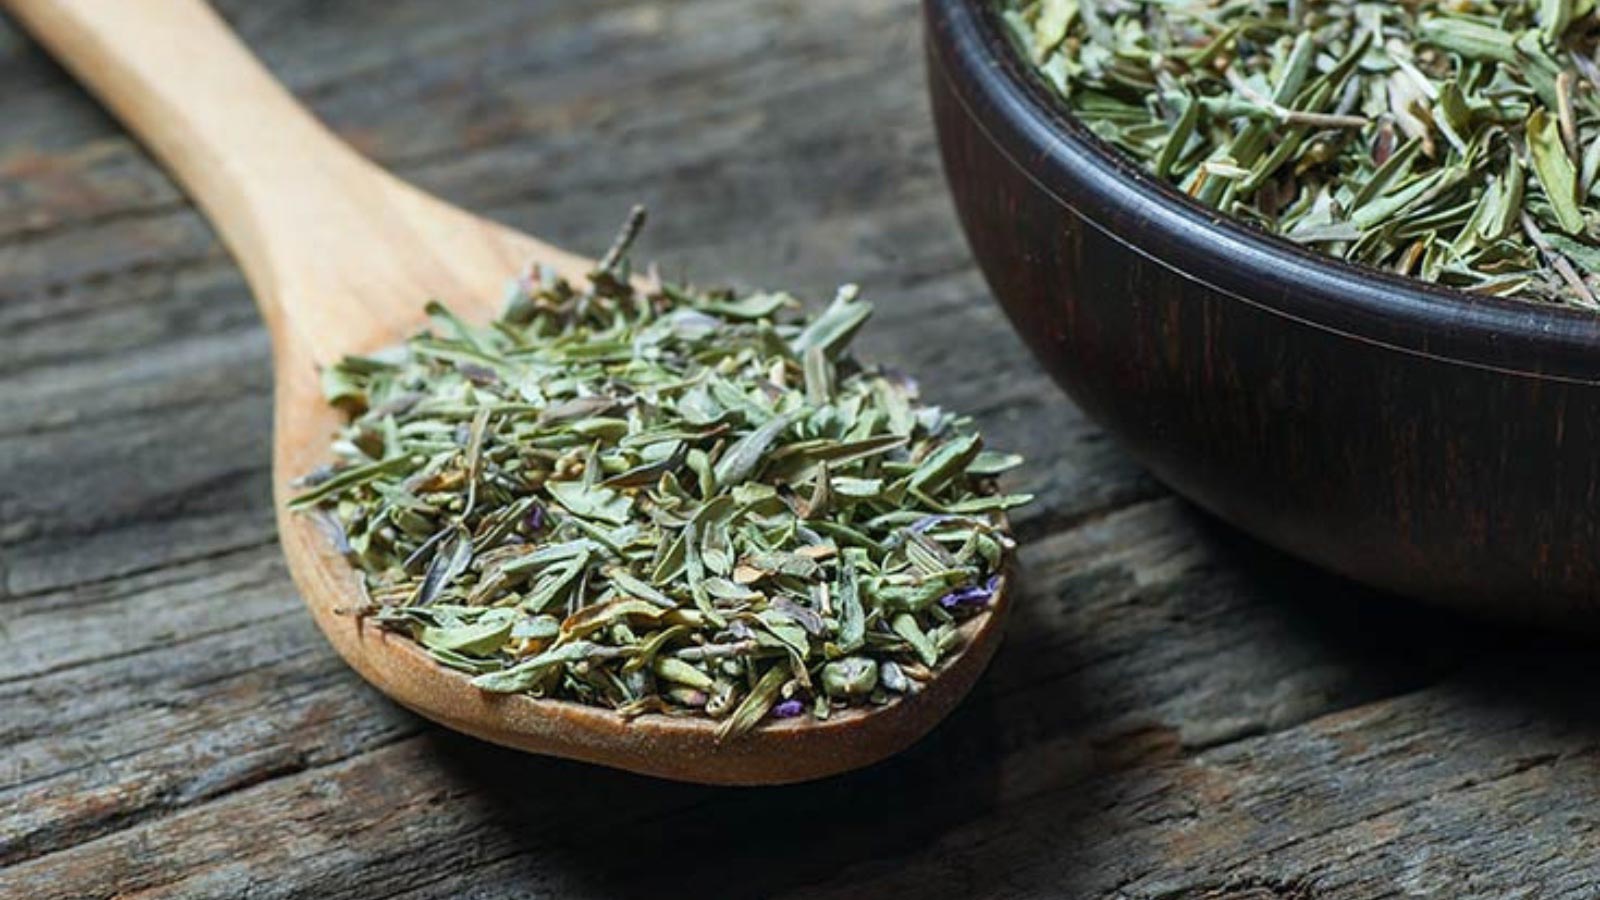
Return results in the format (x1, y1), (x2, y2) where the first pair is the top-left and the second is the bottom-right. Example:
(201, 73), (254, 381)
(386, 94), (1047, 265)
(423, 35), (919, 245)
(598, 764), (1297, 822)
(0, 533), (279, 606)
(0, 587), (293, 687)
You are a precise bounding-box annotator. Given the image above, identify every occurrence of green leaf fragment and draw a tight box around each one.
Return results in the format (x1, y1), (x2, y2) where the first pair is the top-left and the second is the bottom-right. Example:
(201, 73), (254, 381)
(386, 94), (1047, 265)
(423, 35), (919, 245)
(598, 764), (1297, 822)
(891, 613), (939, 668)
(546, 480), (634, 525)
(1001, 0), (1600, 306)
(471, 641), (601, 693)
(1529, 108), (1587, 235)
(289, 213), (1026, 735)
(790, 285), (872, 360)
(713, 413), (794, 488)
(419, 608), (516, 656)
(716, 663), (791, 742)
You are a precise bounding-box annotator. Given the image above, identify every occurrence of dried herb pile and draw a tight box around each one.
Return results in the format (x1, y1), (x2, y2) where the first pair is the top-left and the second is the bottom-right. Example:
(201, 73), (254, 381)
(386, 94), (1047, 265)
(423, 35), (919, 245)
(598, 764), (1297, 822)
(292, 211), (1027, 738)
(1002, 0), (1600, 307)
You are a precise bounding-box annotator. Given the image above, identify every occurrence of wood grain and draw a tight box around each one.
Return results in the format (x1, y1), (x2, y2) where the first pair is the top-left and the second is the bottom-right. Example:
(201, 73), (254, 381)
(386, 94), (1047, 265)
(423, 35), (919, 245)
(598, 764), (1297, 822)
(1, 0), (1596, 895)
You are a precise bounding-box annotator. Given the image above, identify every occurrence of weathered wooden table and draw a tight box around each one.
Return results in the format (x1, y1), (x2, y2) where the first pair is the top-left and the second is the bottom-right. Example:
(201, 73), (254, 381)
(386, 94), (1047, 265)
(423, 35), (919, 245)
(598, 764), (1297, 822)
(4, 1), (1598, 897)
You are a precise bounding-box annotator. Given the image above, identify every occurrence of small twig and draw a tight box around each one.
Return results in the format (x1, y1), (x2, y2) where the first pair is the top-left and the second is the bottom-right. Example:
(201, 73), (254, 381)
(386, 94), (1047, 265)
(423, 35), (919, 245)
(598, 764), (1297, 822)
(673, 640), (761, 661)
(1522, 213), (1600, 309)
(1557, 69), (1581, 165)
(1226, 68), (1368, 129)
(597, 204), (648, 274)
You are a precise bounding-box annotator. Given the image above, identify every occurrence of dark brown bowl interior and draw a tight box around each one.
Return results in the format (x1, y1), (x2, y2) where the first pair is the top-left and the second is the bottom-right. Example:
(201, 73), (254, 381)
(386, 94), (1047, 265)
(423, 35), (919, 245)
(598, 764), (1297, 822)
(925, 0), (1600, 620)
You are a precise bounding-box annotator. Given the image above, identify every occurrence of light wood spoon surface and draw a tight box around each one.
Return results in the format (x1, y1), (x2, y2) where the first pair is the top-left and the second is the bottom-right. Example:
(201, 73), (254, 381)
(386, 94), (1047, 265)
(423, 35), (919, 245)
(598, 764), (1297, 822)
(5, 0), (1011, 784)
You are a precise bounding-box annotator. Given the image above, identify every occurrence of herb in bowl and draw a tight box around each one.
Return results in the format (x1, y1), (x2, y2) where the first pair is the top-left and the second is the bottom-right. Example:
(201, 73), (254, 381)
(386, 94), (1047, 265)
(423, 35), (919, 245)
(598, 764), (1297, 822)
(1002, 0), (1600, 307)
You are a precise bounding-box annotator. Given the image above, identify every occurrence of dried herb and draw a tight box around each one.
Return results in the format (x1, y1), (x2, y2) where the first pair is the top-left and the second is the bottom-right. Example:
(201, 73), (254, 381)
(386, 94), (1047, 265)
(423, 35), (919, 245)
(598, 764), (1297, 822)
(1001, 0), (1600, 307)
(292, 209), (1028, 739)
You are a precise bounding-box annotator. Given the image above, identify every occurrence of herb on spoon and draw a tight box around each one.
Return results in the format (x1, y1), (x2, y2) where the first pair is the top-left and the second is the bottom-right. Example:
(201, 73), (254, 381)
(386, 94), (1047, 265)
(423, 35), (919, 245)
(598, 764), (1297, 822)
(291, 209), (1028, 739)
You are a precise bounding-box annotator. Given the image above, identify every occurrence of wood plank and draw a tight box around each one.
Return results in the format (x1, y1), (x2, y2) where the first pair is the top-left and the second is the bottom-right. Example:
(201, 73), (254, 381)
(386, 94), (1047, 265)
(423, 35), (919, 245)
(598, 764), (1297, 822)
(774, 653), (1600, 899)
(0, 0), (1579, 896)
(1, 498), (1493, 884)
(1, 551), (418, 867)
(10, 622), (1576, 900)
(4, 501), (1164, 866)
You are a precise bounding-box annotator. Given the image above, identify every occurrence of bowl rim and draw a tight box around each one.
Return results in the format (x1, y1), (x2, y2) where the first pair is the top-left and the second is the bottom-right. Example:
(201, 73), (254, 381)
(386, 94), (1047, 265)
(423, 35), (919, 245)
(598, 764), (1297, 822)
(927, 0), (1600, 384)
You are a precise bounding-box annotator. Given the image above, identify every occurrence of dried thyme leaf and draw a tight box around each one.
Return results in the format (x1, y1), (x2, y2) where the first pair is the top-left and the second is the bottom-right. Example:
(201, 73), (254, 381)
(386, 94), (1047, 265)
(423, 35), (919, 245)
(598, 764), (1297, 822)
(471, 641), (603, 693)
(713, 412), (795, 488)
(420, 608), (516, 655)
(545, 481), (634, 525)
(292, 213), (1026, 735)
(1001, 0), (1600, 307)
(717, 663), (792, 741)
(1530, 108), (1587, 234)
(414, 525), (473, 607)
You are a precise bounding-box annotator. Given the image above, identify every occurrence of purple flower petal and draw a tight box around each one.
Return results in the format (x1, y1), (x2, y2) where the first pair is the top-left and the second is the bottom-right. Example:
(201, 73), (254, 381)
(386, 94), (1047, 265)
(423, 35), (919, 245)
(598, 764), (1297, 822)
(938, 582), (993, 610)
(524, 504), (546, 533)
(771, 699), (805, 719)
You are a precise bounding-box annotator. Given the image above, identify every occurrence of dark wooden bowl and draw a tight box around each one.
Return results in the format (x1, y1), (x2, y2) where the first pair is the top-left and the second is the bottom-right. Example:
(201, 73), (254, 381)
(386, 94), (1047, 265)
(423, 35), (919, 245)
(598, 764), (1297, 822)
(925, 0), (1600, 621)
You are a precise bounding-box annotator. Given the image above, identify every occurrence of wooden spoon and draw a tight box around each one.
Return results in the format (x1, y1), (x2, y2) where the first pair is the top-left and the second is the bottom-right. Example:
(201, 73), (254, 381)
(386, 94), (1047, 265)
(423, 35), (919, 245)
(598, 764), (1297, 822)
(5, 0), (1011, 784)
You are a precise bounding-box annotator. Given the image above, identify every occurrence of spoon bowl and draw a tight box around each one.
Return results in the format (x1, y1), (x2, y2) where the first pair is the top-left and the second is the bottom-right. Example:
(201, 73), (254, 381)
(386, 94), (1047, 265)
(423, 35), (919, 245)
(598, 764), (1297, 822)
(8, 0), (1011, 784)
